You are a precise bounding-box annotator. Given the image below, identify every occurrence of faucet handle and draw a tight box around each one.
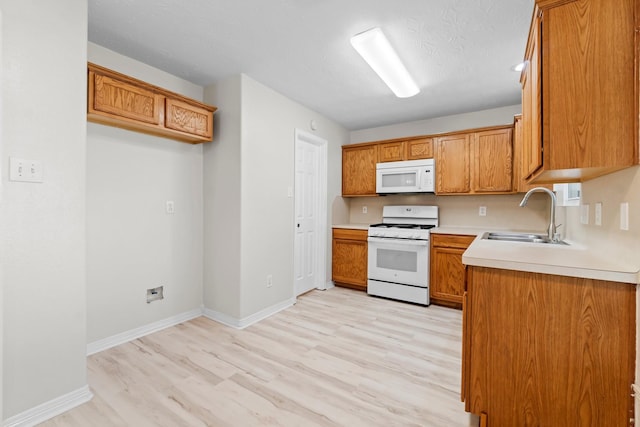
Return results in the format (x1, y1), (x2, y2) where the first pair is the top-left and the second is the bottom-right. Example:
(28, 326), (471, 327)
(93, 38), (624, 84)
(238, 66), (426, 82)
(553, 224), (563, 242)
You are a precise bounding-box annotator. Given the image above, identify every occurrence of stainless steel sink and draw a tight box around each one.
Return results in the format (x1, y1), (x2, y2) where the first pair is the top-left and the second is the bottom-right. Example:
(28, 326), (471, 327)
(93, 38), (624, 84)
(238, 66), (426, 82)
(482, 232), (568, 245)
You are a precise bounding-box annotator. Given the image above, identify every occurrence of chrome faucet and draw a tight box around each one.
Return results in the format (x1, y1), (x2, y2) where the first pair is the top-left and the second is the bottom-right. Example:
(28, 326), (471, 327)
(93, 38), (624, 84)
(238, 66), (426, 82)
(519, 187), (560, 243)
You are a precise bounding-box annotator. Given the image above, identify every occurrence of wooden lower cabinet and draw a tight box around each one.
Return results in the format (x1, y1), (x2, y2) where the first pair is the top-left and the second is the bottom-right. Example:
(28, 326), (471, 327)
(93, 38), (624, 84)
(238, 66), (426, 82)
(332, 228), (368, 291)
(462, 266), (636, 426)
(430, 234), (474, 308)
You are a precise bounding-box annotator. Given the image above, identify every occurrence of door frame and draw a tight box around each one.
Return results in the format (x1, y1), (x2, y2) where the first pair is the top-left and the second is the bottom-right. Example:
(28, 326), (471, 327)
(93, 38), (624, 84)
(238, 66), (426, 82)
(293, 128), (328, 296)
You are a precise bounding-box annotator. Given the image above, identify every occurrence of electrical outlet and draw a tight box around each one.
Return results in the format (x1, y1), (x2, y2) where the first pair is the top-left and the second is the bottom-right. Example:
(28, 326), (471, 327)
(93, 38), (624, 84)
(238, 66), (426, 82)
(146, 286), (164, 303)
(620, 202), (629, 231)
(594, 202), (602, 226)
(362, 206), (368, 214)
(9, 157), (43, 183)
(580, 204), (589, 225)
(266, 274), (273, 288)
(166, 200), (175, 214)
(479, 206), (487, 217)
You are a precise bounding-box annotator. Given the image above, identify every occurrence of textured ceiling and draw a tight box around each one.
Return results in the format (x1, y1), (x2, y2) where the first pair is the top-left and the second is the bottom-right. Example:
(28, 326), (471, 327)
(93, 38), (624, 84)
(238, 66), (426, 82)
(88, 0), (534, 130)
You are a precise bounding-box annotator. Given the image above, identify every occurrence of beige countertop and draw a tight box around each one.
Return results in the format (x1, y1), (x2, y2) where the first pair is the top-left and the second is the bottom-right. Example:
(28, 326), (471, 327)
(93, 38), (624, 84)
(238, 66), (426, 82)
(430, 226), (485, 236)
(463, 233), (640, 284)
(332, 224), (369, 230)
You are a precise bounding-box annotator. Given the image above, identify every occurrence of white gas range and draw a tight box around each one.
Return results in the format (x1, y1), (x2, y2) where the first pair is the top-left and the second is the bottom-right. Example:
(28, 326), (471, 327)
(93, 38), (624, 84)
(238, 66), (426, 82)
(367, 205), (438, 305)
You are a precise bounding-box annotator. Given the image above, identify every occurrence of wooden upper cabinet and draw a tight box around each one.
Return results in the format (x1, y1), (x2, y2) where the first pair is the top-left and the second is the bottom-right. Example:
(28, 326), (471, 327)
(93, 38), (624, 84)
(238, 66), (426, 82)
(435, 133), (471, 194)
(513, 114), (553, 192)
(521, 10), (543, 181)
(520, 0), (637, 183)
(342, 143), (378, 196)
(378, 141), (405, 162)
(435, 126), (513, 195)
(406, 137), (433, 160)
(88, 63), (217, 144)
(474, 128), (513, 193)
(165, 98), (214, 139)
(377, 137), (433, 163)
(91, 74), (163, 125)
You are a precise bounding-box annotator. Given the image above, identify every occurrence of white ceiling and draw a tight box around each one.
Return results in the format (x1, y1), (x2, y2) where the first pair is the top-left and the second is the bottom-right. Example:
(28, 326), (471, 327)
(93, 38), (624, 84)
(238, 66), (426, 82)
(88, 0), (534, 130)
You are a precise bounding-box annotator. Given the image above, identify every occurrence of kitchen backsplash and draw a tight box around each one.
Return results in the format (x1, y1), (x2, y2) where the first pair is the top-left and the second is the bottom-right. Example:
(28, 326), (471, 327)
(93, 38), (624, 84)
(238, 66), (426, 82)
(347, 193), (550, 231)
(565, 165), (640, 267)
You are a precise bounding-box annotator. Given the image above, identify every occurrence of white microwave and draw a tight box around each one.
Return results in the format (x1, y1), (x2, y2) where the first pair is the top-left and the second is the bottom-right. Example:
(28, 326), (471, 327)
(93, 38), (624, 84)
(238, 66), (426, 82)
(376, 158), (435, 194)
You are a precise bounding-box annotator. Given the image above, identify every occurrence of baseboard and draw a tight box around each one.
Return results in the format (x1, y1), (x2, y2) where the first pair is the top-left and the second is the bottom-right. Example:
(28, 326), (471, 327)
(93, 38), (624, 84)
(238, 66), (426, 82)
(3, 385), (92, 427)
(325, 281), (335, 290)
(203, 297), (295, 329)
(86, 308), (203, 355)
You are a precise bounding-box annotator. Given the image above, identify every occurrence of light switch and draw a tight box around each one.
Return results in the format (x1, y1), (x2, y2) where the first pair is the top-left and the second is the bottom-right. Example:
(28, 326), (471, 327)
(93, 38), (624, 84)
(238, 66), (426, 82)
(620, 202), (629, 231)
(580, 204), (589, 225)
(9, 157), (43, 183)
(594, 202), (602, 226)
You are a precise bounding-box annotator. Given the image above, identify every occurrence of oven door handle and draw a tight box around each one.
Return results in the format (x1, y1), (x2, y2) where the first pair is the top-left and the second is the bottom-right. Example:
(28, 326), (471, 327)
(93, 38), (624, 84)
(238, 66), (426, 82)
(367, 237), (429, 246)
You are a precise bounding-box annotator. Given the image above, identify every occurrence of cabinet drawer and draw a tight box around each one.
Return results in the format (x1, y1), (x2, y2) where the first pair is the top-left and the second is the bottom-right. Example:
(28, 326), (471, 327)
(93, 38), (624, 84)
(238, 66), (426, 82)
(431, 234), (475, 249)
(333, 228), (368, 241)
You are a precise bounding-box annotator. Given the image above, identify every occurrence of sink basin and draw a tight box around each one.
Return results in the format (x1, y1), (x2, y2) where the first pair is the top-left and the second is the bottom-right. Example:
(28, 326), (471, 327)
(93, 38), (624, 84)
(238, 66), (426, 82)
(482, 232), (568, 245)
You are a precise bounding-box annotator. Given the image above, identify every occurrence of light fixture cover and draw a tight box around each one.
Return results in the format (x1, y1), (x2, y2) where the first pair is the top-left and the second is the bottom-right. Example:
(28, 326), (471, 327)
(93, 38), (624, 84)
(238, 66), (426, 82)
(350, 27), (420, 98)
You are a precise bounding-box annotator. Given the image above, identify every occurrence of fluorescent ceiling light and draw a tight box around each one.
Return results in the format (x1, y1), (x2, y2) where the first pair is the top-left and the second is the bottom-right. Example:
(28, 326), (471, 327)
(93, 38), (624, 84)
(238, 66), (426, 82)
(350, 27), (420, 98)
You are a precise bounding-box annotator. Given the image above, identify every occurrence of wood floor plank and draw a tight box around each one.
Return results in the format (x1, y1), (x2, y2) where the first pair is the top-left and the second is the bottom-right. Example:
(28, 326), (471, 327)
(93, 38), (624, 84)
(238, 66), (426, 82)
(39, 287), (478, 426)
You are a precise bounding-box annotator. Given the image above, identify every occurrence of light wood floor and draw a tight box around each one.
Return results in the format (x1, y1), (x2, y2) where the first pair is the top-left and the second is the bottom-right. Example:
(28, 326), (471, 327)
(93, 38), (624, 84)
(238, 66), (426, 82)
(41, 287), (478, 427)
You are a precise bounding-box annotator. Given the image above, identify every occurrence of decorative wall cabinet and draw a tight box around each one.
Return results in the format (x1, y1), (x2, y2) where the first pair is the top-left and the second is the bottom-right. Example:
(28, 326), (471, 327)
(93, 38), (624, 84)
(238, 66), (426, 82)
(87, 62), (217, 144)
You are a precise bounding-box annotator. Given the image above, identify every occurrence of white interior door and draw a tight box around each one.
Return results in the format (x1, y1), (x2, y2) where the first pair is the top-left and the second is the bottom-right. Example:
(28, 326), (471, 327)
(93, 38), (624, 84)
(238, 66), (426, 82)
(294, 129), (327, 296)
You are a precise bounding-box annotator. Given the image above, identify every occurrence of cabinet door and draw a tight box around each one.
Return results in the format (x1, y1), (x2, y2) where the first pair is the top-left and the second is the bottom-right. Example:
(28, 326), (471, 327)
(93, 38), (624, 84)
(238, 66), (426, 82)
(90, 71), (163, 125)
(165, 98), (214, 139)
(430, 247), (466, 305)
(522, 11), (543, 179)
(473, 128), (513, 193)
(378, 141), (405, 162)
(544, 0), (635, 173)
(332, 230), (368, 290)
(435, 134), (471, 194)
(342, 145), (377, 196)
(466, 267), (635, 426)
(406, 138), (433, 160)
(430, 234), (474, 307)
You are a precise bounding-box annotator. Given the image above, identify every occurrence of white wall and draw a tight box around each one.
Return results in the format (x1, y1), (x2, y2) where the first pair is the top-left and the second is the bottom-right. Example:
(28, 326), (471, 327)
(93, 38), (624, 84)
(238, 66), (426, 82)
(203, 75), (243, 318)
(203, 74), (349, 321)
(350, 105), (521, 143)
(86, 43), (205, 343)
(0, 0), (88, 418)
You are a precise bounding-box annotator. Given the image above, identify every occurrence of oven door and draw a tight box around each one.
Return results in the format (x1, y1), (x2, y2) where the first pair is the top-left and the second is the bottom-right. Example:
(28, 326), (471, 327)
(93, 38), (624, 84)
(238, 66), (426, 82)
(367, 237), (429, 287)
